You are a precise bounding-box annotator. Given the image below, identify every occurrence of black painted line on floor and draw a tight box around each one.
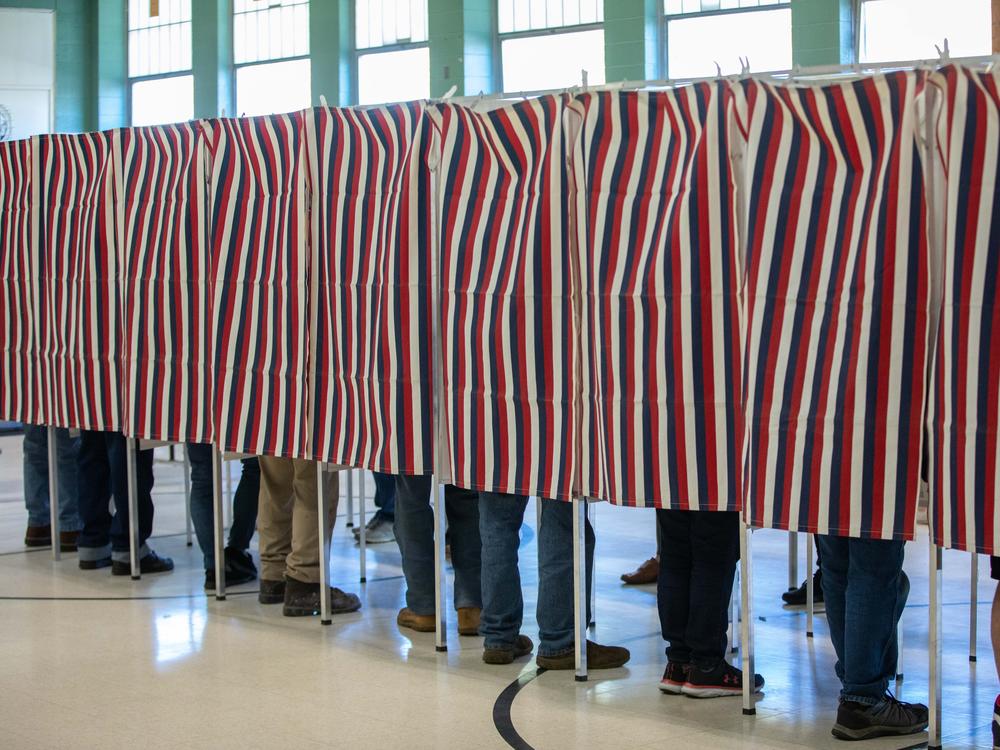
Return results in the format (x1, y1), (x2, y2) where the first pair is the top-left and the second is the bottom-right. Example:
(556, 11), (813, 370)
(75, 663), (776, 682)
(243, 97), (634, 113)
(0, 591), (261, 601)
(493, 668), (545, 750)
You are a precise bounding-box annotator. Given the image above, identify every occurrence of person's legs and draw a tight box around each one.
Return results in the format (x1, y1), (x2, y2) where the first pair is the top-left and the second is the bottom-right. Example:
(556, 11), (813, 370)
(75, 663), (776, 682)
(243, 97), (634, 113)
(817, 534), (850, 686)
(478, 492), (528, 649)
(107, 433), (156, 562)
(657, 508), (694, 666)
(535, 498), (594, 656)
(186, 442), (216, 570)
(685, 510), (739, 669)
(373, 472), (396, 520)
(393, 474), (437, 615)
(228, 457), (260, 551)
(22, 425), (51, 530)
(76, 430), (113, 565)
(54, 429), (80, 531)
(444, 484), (481, 610)
(257, 456), (295, 583)
(285, 458), (330, 584)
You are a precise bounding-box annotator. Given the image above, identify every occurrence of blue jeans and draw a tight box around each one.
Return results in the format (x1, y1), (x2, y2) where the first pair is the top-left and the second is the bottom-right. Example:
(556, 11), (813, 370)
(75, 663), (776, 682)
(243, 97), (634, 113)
(187, 443), (260, 570)
(817, 535), (908, 704)
(479, 494), (594, 656)
(373, 472), (396, 521)
(22, 425), (81, 530)
(76, 431), (155, 563)
(394, 475), (481, 615)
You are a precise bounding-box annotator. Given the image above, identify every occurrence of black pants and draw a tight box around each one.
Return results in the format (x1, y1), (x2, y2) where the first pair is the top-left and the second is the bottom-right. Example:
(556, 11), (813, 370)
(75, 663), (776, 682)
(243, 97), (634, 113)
(187, 443), (259, 570)
(656, 509), (739, 669)
(76, 431), (155, 556)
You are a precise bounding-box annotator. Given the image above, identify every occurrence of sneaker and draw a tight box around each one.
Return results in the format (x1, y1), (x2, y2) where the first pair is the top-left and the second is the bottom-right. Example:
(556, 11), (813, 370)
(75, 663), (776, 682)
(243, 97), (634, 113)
(204, 566), (255, 591)
(24, 525), (51, 548)
(831, 694), (928, 741)
(111, 551), (174, 576)
(992, 694), (1000, 750)
(282, 576), (361, 617)
(536, 640), (631, 670)
(621, 556), (659, 585)
(352, 514), (396, 544)
(397, 607), (436, 633)
(659, 662), (690, 695)
(259, 578), (286, 604)
(682, 660), (764, 698)
(782, 570), (824, 606)
(224, 546), (257, 578)
(483, 634), (534, 665)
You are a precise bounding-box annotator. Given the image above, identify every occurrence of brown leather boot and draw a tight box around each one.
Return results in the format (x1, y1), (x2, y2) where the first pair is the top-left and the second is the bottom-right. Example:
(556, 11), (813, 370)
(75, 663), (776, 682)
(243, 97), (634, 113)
(483, 634), (533, 665)
(59, 530), (79, 552)
(536, 640), (631, 670)
(282, 577), (361, 617)
(397, 607), (435, 632)
(457, 607), (481, 636)
(620, 556), (659, 585)
(24, 525), (50, 547)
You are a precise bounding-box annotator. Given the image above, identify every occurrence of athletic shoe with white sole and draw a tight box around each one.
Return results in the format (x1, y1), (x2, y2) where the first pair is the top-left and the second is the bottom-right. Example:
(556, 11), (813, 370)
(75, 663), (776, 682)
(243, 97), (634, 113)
(659, 662), (690, 695)
(681, 660), (764, 699)
(352, 514), (396, 544)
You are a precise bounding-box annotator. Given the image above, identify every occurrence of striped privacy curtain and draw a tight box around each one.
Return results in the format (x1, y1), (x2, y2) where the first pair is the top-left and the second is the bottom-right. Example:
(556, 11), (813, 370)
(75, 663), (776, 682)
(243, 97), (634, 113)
(430, 96), (578, 500)
(737, 71), (931, 540)
(116, 123), (213, 444)
(32, 131), (122, 431)
(204, 112), (311, 458)
(306, 101), (435, 474)
(928, 65), (1000, 555)
(0, 139), (37, 424)
(569, 84), (742, 510)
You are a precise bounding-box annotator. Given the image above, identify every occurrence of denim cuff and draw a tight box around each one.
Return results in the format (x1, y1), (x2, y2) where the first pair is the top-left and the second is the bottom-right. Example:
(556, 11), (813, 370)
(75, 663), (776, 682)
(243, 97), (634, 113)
(111, 543), (150, 563)
(78, 544), (112, 562)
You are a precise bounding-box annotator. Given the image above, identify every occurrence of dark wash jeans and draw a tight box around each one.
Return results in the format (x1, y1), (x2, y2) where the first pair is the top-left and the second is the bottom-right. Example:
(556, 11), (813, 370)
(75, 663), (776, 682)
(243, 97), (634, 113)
(76, 431), (155, 563)
(187, 443), (260, 570)
(394, 475), (481, 614)
(817, 535), (908, 704)
(656, 508), (739, 669)
(372, 471), (396, 520)
(479, 494), (594, 656)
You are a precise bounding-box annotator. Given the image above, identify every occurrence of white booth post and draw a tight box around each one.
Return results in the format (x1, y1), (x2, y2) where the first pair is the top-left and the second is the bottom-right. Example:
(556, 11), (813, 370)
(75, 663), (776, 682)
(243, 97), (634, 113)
(358, 470), (367, 584)
(970, 553), (978, 662)
(805, 534), (815, 638)
(573, 497), (588, 681)
(318, 462), (332, 625)
(182, 446), (193, 546)
(434, 480), (448, 652)
(787, 532), (798, 592)
(739, 519), (756, 715)
(211, 449), (226, 600)
(125, 439), (141, 579)
(46, 426), (61, 561)
(928, 543), (943, 749)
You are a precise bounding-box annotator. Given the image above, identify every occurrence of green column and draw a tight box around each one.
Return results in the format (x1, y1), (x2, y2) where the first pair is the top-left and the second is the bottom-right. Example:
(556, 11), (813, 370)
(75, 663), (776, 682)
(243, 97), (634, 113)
(428, 0), (495, 97)
(95, 0), (126, 129)
(193, 0), (234, 118)
(55, 0), (95, 132)
(791, 0), (855, 67)
(310, 0), (354, 106)
(604, 0), (660, 83)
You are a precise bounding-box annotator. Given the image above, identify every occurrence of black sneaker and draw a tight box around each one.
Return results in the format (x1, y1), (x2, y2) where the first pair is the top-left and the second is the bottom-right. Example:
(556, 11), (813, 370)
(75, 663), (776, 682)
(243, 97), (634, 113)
(682, 660), (764, 698)
(111, 551), (174, 576)
(659, 662), (690, 695)
(992, 694), (1000, 749)
(204, 566), (255, 591)
(224, 546), (257, 578)
(831, 694), (928, 741)
(782, 571), (824, 605)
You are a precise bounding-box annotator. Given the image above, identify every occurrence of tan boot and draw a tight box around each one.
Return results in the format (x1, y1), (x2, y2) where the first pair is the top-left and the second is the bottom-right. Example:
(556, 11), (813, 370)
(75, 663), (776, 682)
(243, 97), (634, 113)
(457, 607), (481, 636)
(397, 607), (435, 632)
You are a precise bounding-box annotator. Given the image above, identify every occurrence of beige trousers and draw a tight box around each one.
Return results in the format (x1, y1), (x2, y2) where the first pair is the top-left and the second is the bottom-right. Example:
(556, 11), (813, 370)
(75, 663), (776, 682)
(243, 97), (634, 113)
(257, 456), (339, 584)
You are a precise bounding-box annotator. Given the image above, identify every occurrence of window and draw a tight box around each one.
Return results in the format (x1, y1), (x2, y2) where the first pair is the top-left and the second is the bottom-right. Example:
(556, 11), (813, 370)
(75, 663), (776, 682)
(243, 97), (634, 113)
(664, 1), (791, 79)
(234, 0), (311, 116)
(356, 0), (430, 105)
(498, 0), (605, 92)
(859, 0), (991, 63)
(128, 0), (193, 126)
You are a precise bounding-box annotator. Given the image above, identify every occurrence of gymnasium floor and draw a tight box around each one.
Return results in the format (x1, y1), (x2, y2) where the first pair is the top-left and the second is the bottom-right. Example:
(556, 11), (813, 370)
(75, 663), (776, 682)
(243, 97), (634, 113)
(0, 433), (994, 750)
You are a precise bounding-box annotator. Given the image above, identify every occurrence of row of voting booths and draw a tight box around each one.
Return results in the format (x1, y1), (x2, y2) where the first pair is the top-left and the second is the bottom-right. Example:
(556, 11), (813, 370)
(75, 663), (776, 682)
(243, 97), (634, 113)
(2, 55), (1000, 748)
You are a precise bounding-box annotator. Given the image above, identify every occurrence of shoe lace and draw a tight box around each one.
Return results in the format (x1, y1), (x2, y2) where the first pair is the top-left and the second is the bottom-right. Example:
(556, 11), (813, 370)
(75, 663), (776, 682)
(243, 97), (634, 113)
(870, 692), (920, 723)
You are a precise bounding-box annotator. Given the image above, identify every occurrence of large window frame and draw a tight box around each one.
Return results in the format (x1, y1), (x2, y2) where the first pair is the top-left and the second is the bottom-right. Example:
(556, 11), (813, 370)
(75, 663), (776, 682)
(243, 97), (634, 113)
(127, 0), (194, 126)
(856, 0), (992, 64)
(661, 1), (792, 79)
(354, 0), (430, 105)
(496, 1), (606, 94)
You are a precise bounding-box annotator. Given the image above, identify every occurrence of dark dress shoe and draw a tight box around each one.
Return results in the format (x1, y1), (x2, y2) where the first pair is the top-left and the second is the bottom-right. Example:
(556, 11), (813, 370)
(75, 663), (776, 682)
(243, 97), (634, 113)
(24, 525), (51, 547)
(59, 530), (79, 552)
(79, 557), (112, 570)
(111, 551), (174, 576)
(781, 571), (823, 606)
(620, 556), (659, 585)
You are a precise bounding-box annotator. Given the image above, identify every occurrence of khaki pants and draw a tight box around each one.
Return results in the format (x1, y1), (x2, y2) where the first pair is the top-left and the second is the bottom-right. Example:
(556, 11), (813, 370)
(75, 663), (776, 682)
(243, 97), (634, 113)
(257, 456), (339, 584)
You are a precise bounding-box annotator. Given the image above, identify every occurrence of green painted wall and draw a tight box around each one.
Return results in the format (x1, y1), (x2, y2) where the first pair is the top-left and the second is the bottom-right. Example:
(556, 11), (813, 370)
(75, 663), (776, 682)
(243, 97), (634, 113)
(193, 0), (234, 118)
(310, 0), (354, 106)
(428, 0), (494, 97)
(791, 0), (855, 67)
(604, 0), (660, 83)
(95, 0), (126, 129)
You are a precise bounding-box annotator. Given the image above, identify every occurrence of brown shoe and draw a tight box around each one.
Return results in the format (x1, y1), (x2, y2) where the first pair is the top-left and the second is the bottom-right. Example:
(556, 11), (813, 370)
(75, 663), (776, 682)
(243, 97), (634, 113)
(282, 577), (361, 617)
(536, 640), (631, 670)
(397, 607), (436, 633)
(483, 634), (533, 665)
(620, 556), (659, 585)
(457, 607), (481, 636)
(24, 525), (51, 547)
(259, 578), (286, 604)
(59, 530), (79, 552)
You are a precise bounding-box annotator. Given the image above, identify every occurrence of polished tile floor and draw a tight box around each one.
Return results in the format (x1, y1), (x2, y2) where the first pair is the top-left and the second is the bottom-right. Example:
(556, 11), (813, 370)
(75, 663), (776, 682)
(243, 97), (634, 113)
(0, 433), (995, 749)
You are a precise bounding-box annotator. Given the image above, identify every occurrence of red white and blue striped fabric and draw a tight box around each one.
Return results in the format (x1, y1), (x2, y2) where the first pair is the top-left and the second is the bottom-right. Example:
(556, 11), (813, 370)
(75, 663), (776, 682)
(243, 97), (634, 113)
(568, 85), (742, 510)
(430, 96), (578, 500)
(0, 139), (38, 424)
(305, 102), (435, 474)
(32, 131), (122, 431)
(204, 113), (311, 459)
(737, 72), (931, 540)
(116, 123), (212, 444)
(927, 65), (1000, 554)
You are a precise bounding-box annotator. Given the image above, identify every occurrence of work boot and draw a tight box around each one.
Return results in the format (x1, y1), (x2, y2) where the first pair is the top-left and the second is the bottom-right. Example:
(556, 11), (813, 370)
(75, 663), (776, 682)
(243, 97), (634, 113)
(24, 525), (50, 547)
(282, 576), (361, 617)
(536, 640), (630, 670)
(457, 607), (481, 636)
(59, 530), (79, 552)
(259, 578), (286, 604)
(483, 635), (533, 665)
(397, 608), (435, 632)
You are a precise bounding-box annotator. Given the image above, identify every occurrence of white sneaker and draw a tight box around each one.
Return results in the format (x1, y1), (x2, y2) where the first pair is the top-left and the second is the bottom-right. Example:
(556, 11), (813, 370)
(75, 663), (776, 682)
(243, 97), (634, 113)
(352, 515), (396, 544)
